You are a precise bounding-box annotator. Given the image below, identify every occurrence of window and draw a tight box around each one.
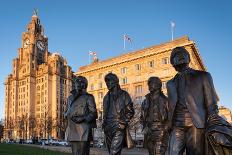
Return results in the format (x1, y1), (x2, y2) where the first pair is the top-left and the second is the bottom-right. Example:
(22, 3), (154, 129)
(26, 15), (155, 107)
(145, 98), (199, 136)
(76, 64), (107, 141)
(98, 92), (103, 99)
(135, 85), (143, 94)
(162, 57), (169, 64)
(162, 69), (169, 76)
(89, 75), (94, 82)
(135, 64), (141, 70)
(98, 73), (103, 79)
(98, 82), (102, 89)
(135, 76), (141, 82)
(90, 84), (94, 90)
(148, 60), (154, 68)
(36, 93), (40, 104)
(99, 102), (103, 111)
(122, 77), (127, 84)
(162, 81), (167, 89)
(36, 106), (40, 111)
(121, 67), (127, 74)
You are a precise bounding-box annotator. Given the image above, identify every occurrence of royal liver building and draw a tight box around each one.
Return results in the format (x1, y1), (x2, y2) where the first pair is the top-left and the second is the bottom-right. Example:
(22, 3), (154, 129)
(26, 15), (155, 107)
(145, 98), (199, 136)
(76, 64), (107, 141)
(4, 13), (74, 140)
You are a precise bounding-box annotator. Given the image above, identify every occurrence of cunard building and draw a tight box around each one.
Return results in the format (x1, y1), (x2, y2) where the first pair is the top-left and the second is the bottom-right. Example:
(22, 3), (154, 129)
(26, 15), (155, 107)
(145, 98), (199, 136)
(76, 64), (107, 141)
(4, 13), (73, 140)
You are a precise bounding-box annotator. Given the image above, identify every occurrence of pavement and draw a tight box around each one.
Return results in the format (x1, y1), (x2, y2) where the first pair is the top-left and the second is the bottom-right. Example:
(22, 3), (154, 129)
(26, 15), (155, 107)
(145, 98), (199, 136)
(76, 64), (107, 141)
(27, 144), (149, 155)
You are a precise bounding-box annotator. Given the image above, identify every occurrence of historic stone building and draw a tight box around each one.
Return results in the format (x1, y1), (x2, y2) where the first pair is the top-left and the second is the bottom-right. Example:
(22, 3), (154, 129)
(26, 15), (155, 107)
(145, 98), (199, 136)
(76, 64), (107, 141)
(4, 14), (73, 140)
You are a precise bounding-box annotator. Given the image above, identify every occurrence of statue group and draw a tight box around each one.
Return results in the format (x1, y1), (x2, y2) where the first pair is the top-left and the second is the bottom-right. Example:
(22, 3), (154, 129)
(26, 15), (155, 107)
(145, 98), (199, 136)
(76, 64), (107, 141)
(65, 47), (232, 155)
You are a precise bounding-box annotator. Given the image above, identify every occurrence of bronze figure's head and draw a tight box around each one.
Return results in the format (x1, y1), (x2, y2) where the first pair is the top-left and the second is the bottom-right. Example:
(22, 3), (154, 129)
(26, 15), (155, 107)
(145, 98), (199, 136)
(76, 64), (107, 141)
(170, 46), (190, 72)
(75, 76), (88, 91)
(148, 76), (162, 93)
(104, 73), (119, 90)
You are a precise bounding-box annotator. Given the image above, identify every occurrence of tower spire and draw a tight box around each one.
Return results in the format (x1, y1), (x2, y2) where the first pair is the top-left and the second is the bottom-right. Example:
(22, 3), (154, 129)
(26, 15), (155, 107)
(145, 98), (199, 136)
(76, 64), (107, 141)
(33, 8), (39, 17)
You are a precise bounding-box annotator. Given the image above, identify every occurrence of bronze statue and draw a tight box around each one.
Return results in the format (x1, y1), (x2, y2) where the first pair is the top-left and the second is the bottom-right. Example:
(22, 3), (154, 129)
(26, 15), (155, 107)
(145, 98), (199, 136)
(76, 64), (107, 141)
(102, 73), (134, 155)
(167, 47), (219, 155)
(140, 76), (169, 155)
(65, 76), (97, 155)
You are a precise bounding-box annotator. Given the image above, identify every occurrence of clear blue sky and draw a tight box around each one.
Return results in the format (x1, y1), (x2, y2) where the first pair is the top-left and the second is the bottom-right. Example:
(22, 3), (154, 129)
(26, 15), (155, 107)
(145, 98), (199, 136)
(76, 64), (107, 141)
(1, 0), (232, 119)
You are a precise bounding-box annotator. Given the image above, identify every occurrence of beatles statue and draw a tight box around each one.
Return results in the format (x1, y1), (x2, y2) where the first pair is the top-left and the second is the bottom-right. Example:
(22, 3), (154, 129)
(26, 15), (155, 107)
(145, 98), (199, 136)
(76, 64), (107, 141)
(166, 46), (232, 155)
(141, 76), (169, 155)
(65, 76), (97, 155)
(102, 73), (134, 155)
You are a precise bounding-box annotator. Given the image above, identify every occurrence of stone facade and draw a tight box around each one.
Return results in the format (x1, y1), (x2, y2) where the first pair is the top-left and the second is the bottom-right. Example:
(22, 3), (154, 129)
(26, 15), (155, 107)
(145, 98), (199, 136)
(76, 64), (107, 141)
(4, 14), (73, 140)
(76, 36), (206, 118)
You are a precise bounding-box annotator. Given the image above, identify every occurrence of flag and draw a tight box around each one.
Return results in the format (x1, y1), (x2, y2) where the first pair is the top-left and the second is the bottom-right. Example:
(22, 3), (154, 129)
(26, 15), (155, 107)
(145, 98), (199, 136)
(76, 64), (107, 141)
(171, 21), (175, 28)
(124, 35), (132, 43)
(89, 51), (97, 56)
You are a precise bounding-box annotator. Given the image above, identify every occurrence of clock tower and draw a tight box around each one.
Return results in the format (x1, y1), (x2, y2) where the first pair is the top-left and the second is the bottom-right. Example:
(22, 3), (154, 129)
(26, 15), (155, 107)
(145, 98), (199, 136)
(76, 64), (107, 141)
(20, 13), (48, 76)
(4, 12), (74, 140)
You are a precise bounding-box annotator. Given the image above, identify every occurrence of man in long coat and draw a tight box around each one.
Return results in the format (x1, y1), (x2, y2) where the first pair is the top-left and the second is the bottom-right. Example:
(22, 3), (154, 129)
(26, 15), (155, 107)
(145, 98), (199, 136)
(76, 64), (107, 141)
(140, 76), (169, 155)
(103, 73), (134, 155)
(167, 46), (219, 155)
(65, 76), (97, 155)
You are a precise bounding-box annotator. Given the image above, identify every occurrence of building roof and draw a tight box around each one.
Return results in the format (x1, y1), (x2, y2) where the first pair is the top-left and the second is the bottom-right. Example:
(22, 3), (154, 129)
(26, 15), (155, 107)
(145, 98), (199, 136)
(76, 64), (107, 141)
(77, 36), (206, 74)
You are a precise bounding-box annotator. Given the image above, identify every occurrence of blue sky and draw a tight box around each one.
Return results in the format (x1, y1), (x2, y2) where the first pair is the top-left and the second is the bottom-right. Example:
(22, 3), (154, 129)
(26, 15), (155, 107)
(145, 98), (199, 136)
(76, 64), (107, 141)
(0, 0), (232, 119)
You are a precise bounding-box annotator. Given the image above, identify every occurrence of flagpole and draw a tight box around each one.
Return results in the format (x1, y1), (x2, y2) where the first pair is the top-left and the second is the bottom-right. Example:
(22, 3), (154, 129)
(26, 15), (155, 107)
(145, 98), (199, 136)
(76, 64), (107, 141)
(171, 24), (173, 41)
(88, 52), (90, 64)
(171, 21), (175, 41)
(172, 27), (174, 41)
(123, 34), (126, 51)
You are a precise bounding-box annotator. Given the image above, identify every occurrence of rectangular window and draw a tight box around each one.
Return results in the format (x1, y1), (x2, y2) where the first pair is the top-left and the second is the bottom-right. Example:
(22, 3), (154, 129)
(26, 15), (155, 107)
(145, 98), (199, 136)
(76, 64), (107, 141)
(162, 81), (167, 89)
(36, 93), (40, 104)
(148, 60), (154, 68)
(98, 92), (103, 99)
(99, 102), (103, 111)
(98, 73), (103, 79)
(121, 67), (127, 74)
(98, 82), (102, 89)
(162, 57), (169, 64)
(89, 75), (94, 82)
(135, 64), (141, 70)
(135, 85), (143, 94)
(122, 77), (127, 84)
(36, 106), (40, 111)
(90, 84), (94, 90)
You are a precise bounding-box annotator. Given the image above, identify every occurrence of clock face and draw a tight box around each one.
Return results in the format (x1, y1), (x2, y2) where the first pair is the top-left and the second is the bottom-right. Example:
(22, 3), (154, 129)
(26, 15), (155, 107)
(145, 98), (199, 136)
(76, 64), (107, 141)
(36, 40), (46, 51)
(24, 39), (30, 48)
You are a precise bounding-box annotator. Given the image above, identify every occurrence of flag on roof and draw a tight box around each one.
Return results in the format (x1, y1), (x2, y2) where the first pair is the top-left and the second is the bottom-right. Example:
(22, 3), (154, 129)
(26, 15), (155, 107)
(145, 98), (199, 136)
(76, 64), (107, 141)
(124, 34), (132, 43)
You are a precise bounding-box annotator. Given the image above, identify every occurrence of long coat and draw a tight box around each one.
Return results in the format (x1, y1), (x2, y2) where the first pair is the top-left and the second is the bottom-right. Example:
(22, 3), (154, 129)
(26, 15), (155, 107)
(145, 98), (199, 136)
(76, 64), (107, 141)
(140, 93), (168, 129)
(65, 92), (97, 142)
(103, 89), (135, 147)
(167, 68), (218, 129)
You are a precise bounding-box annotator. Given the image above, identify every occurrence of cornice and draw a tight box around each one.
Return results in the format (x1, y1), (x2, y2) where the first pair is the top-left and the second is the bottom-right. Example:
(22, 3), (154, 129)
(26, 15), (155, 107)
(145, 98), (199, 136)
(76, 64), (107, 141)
(76, 36), (194, 75)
